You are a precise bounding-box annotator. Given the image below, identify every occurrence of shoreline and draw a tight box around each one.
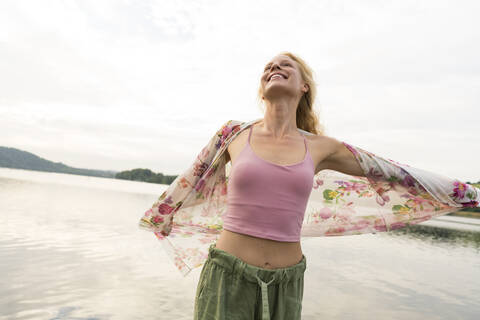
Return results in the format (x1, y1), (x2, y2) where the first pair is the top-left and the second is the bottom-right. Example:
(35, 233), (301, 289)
(447, 211), (480, 219)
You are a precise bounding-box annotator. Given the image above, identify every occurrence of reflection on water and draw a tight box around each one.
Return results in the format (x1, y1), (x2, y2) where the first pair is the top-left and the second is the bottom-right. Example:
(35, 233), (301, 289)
(0, 168), (479, 320)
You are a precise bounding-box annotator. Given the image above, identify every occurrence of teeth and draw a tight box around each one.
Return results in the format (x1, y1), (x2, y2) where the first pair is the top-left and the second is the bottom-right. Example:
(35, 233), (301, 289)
(270, 74), (284, 81)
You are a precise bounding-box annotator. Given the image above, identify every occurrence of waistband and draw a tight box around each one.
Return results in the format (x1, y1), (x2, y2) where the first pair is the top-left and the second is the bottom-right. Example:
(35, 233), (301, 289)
(207, 243), (306, 320)
(207, 243), (306, 284)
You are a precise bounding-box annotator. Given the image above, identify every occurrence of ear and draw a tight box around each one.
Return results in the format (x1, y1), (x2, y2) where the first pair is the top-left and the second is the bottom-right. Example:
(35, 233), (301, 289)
(302, 84), (309, 93)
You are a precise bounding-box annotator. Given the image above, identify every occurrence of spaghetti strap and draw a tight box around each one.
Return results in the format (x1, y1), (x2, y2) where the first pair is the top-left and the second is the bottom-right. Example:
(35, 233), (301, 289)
(302, 135), (308, 153)
(248, 125), (253, 143)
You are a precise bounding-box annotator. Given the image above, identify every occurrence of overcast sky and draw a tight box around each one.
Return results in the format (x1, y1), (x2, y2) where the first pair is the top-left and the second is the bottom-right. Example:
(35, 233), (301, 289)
(1, 0), (479, 182)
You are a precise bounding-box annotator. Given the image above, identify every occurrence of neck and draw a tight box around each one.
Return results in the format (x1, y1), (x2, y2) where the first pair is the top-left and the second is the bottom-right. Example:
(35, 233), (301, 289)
(260, 96), (300, 140)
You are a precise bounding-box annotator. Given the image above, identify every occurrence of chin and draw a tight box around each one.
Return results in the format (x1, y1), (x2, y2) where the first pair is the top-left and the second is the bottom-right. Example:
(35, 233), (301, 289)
(263, 84), (296, 99)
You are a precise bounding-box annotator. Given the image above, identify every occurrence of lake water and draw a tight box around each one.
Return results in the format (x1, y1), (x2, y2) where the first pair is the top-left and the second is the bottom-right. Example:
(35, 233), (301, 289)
(0, 168), (479, 320)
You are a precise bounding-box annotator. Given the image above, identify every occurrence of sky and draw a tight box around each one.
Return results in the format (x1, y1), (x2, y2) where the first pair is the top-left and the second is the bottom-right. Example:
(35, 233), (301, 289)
(1, 0), (479, 181)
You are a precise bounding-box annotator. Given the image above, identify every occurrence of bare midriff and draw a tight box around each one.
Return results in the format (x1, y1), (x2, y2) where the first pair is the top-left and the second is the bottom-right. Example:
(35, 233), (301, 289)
(215, 228), (303, 269)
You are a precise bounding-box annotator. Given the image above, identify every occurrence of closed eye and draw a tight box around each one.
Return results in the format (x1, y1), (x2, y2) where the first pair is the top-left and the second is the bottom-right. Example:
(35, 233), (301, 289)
(263, 60), (292, 71)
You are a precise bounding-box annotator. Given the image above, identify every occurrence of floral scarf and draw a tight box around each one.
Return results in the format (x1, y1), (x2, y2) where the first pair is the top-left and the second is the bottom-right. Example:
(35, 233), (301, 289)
(139, 118), (479, 276)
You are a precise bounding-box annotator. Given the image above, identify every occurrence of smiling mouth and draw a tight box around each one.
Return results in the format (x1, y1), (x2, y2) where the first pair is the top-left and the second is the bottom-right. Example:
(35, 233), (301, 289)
(268, 74), (287, 82)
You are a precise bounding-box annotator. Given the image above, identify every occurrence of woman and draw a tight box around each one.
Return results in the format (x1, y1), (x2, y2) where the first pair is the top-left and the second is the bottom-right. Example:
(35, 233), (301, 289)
(194, 52), (366, 320)
(138, 52), (479, 320)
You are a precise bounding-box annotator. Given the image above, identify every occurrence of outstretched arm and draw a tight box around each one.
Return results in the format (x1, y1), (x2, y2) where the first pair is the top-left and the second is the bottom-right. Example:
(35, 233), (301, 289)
(315, 136), (366, 177)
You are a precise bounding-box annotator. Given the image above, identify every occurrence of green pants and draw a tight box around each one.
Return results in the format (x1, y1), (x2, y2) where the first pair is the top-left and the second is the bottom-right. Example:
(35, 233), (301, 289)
(194, 243), (306, 320)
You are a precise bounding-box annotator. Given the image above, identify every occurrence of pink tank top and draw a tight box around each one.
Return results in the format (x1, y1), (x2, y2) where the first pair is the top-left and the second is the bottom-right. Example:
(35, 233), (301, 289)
(222, 124), (315, 242)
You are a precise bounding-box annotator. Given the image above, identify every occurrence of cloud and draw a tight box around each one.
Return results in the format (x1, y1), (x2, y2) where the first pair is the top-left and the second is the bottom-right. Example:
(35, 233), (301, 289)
(0, 0), (478, 180)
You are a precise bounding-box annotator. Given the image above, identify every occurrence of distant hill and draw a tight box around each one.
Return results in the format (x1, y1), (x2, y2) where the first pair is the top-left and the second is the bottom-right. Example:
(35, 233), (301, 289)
(0, 146), (118, 178)
(0, 146), (178, 184)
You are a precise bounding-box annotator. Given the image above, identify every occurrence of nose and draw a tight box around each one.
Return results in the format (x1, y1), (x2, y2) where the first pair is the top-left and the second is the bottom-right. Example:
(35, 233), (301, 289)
(268, 62), (281, 71)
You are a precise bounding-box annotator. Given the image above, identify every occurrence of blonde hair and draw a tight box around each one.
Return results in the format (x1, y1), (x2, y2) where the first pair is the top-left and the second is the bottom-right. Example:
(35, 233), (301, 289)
(257, 51), (325, 135)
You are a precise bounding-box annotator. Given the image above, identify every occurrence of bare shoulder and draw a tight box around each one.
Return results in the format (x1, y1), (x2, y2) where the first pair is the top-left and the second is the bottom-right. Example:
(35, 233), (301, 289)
(307, 134), (342, 149)
(225, 121), (249, 164)
(309, 134), (365, 177)
(306, 134), (339, 171)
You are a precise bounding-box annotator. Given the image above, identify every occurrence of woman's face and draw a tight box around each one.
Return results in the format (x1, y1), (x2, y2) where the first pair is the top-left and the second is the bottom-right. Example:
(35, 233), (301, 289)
(260, 54), (307, 100)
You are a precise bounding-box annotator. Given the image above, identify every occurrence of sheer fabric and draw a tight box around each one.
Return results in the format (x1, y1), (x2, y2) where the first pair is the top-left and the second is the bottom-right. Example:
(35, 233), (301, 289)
(138, 118), (480, 276)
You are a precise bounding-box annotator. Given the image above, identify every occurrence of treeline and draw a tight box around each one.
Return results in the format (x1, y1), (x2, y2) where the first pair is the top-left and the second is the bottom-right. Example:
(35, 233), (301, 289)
(115, 168), (177, 185)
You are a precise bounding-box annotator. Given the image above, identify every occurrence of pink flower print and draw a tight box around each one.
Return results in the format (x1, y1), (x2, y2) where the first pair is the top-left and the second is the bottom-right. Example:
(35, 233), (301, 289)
(319, 207), (333, 220)
(326, 226), (346, 235)
(375, 193), (389, 206)
(414, 214), (432, 224)
(152, 215), (164, 224)
(375, 187), (390, 202)
(406, 186), (419, 196)
(193, 161), (208, 177)
(374, 218), (387, 232)
(195, 178), (206, 193)
(163, 195), (173, 204)
(390, 221), (407, 230)
(179, 177), (191, 188)
(385, 180), (399, 192)
(335, 180), (368, 193)
(411, 195), (430, 207)
(215, 125), (232, 148)
(205, 167), (215, 178)
(462, 200), (479, 208)
(158, 203), (174, 215)
(401, 175), (416, 188)
(222, 125), (232, 137)
(350, 219), (370, 231)
(367, 168), (383, 182)
(144, 208), (152, 217)
(376, 186), (385, 196)
(313, 178), (324, 189)
(452, 181), (467, 199)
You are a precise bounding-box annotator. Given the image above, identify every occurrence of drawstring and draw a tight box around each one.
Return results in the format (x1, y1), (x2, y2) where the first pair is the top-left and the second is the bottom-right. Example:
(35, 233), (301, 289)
(255, 272), (276, 320)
